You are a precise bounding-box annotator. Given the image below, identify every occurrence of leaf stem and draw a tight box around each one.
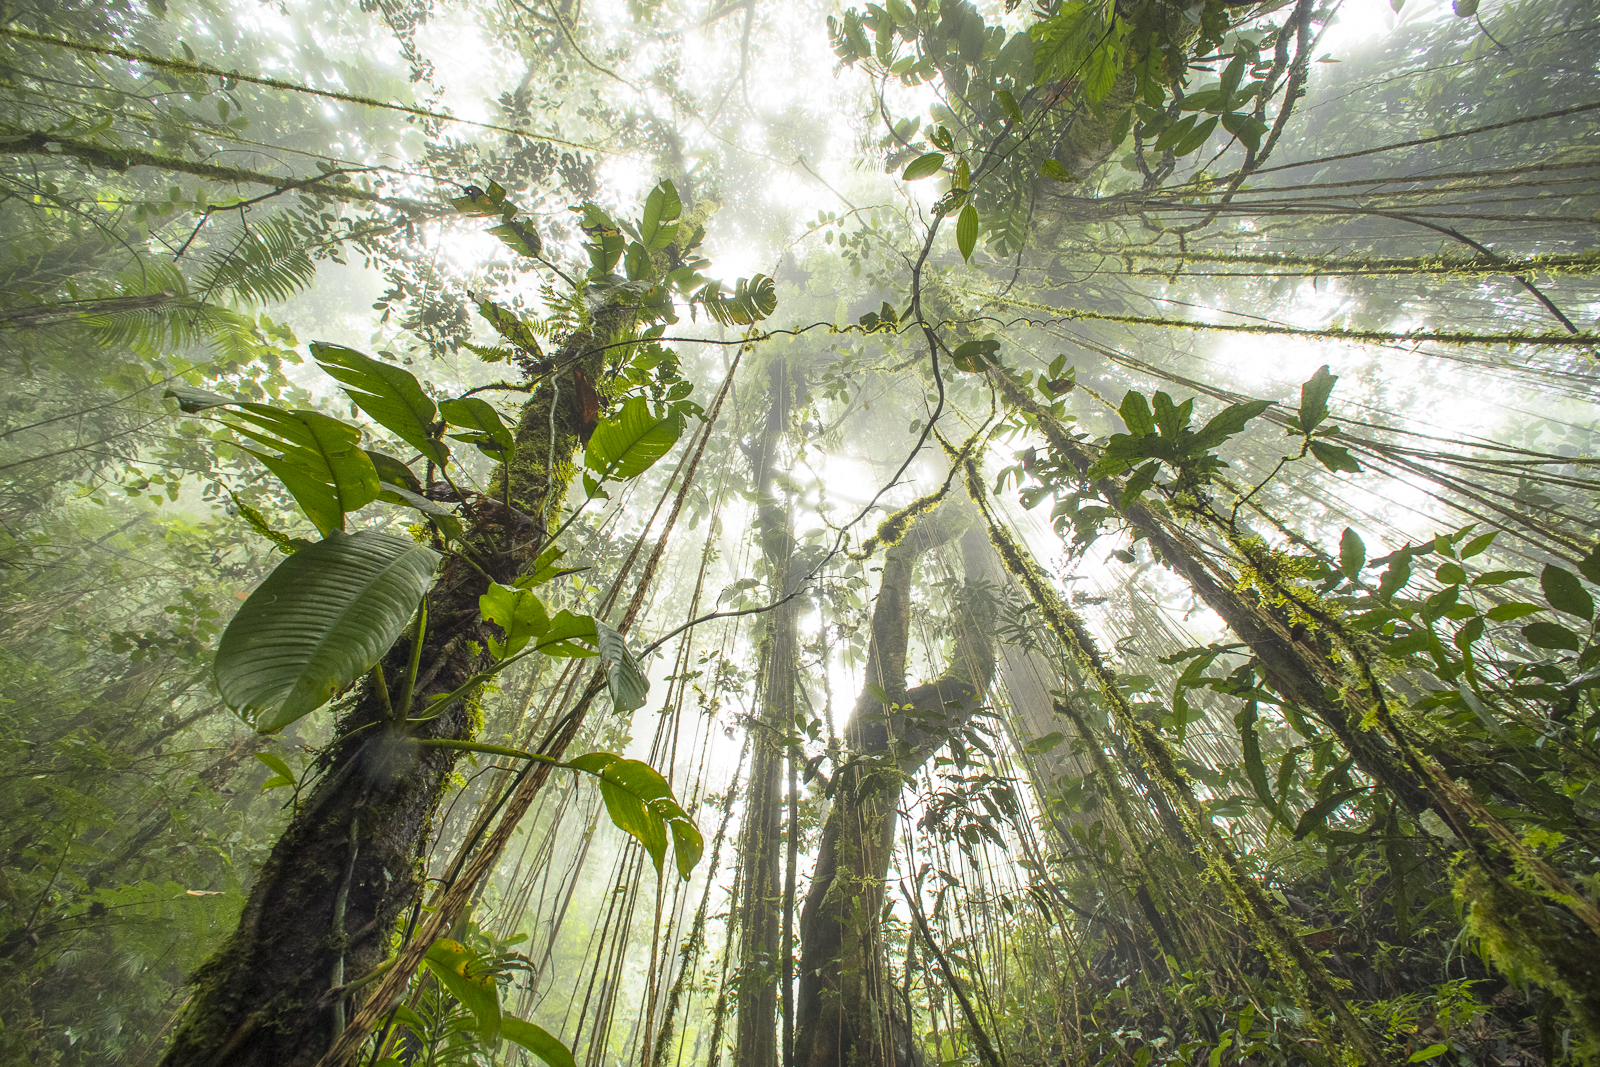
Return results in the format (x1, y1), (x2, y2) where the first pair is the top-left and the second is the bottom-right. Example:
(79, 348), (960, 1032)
(394, 600), (427, 722)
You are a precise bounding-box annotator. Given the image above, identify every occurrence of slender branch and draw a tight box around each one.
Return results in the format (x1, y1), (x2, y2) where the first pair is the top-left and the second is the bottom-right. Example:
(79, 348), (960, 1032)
(900, 882), (1005, 1067)
(0, 26), (614, 155)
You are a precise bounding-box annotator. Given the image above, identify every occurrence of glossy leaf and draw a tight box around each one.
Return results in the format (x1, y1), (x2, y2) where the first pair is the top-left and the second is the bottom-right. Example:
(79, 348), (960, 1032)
(422, 938), (500, 1041)
(596, 620), (649, 714)
(501, 1019), (577, 1067)
(215, 530), (439, 732)
(536, 609), (601, 658)
(585, 396), (683, 481)
(639, 179), (683, 251)
(567, 752), (703, 878)
(693, 274), (777, 326)
(312, 342), (446, 465)
(229, 407), (381, 536)
(440, 397), (516, 458)
(480, 583), (549, 658)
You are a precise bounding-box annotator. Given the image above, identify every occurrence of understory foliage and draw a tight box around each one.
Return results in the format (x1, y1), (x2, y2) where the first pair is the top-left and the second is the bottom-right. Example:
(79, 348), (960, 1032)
(1, 0), (1598, 1066)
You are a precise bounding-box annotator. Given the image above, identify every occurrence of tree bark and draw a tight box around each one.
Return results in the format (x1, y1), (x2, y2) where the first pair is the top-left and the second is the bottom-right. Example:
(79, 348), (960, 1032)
(794, 512), (995, 1067)
(159, 301), (634, 1067)
(735, 359), (800, 1067)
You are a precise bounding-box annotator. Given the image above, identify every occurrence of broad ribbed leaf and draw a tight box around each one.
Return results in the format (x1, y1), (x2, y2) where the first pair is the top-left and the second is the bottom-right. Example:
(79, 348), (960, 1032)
(216, 530), (439, 733)
(585, 397), (682, 481)
(693, 275), (777, 326)
(313, 342), (447, 465)
(567, 752), (702, 878)
(639, 179), (683, 251)
(440, 397), (516, 458)
(901, 151), (945, 180)
(229, 406), (381, 535)
(595, 621), (649, 713)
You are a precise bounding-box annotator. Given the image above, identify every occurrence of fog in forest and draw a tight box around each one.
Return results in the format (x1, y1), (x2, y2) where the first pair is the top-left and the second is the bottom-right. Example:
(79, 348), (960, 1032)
(3, 1), (1599, 1066)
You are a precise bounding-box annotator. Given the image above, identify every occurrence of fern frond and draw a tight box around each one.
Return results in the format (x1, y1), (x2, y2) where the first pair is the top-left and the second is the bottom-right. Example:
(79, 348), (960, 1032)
(461, 342), (514, 363)
(196, 218), (317, 305)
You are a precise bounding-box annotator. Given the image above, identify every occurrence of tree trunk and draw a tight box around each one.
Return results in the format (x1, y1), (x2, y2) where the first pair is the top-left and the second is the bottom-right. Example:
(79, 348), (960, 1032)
(159, 302), (634, 1067)
(735, 359), (800, 1067)
(794, 513), (995, 1067)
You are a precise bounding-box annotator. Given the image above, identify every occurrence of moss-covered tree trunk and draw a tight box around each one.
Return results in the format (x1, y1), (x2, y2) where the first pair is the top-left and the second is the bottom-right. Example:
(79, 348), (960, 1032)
(794, 514), (995, 1067)
(735, 358), (800, 1067)
(159, 303), (634, 1067)
(980, 364), (1600, 1044)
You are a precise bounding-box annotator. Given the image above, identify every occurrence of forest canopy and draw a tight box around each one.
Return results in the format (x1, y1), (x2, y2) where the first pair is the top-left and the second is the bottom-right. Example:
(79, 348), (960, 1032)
(3, 0), (1600, 1066)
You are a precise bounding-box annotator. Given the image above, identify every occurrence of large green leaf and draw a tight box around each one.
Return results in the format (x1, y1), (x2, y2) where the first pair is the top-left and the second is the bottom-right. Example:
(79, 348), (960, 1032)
(313, 342), (447, 465)
(596, 621), (649, 713)
(585, 396), (682, 481)
(956, 203), (978, 262)
(534, 609), (601, 658)
(566, 752), (703, 879)
(479, 582), (550, 658)
(423, 938), (501, 1041)
(500, 1019), (576, 1067)
(215, 530), (439, 732)
(901, 151), (945, 180)
(692, 275), (777, 326)
(229, 406), (381, 535)
(440, 397), (516, 459)
(638, 179), (683, 252)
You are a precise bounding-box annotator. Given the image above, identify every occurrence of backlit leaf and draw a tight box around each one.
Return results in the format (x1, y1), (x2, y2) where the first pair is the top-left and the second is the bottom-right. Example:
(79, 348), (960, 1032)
(313, 343), (445, 465)
(902, 151), (946, 180)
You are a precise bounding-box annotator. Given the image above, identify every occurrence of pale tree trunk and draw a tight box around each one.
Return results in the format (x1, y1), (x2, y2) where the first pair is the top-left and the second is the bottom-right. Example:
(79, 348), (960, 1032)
(735, 358), (800, 1067)
(794, 512), (996, 1067)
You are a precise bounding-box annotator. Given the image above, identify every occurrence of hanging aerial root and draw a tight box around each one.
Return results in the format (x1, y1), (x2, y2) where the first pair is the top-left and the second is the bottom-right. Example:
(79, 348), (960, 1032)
(951, 447), (1385, 1067)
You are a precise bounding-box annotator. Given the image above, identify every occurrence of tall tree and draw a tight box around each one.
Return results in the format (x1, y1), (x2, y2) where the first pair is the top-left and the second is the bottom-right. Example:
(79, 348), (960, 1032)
(794, 507), (996, 1067)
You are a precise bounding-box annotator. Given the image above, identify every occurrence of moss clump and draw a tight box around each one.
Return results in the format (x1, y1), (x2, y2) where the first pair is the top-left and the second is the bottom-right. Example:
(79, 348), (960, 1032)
(1458, 865), (1600, 1062)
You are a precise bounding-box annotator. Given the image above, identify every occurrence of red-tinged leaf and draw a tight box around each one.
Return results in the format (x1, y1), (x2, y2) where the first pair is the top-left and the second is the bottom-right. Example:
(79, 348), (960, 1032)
(573, 369), (600, 445)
